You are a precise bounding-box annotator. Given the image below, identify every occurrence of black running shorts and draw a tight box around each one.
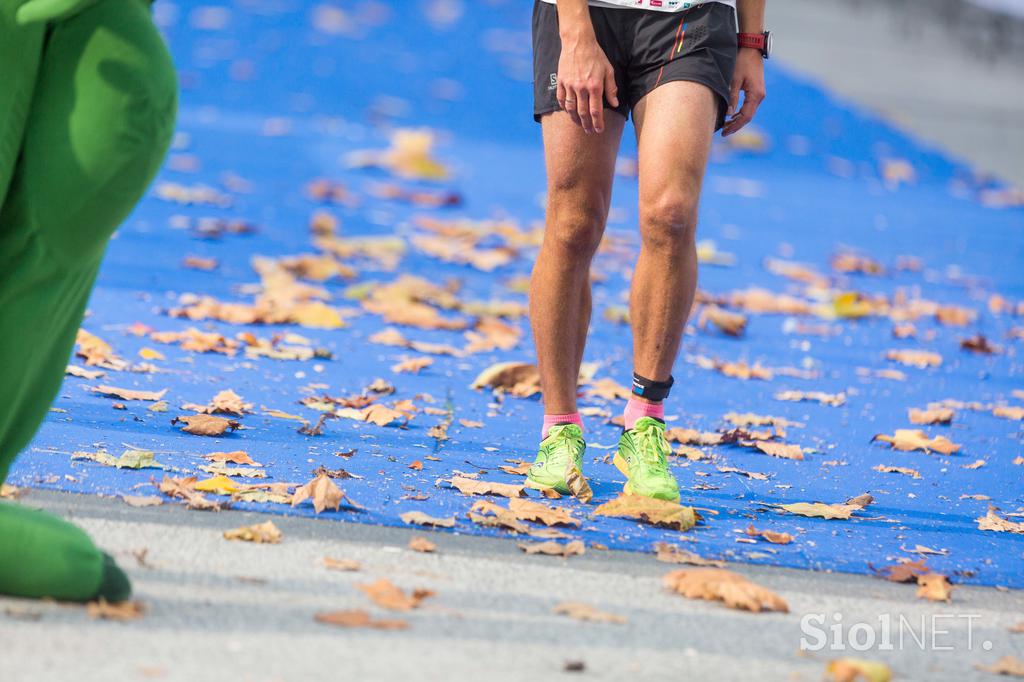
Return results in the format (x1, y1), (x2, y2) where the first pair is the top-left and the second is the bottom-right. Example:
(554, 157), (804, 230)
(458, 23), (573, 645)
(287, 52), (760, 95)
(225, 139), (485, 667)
(532, 1), (738, 130)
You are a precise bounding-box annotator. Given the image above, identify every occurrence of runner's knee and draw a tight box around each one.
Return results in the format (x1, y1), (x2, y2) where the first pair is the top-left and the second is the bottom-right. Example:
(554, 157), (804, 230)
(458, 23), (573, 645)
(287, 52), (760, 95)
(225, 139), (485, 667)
(544, 189), (607, 258)
(639, 191), (698, 250)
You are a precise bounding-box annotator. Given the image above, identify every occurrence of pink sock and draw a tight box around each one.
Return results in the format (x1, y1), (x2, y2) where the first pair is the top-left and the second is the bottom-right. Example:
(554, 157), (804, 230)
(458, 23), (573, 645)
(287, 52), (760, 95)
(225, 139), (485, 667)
(542, 413), (583, 439)
(624, 397), (664, 430)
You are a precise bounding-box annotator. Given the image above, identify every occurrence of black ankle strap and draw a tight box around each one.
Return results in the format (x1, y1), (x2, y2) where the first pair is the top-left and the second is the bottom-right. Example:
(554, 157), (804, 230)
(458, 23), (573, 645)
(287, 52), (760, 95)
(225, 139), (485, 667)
(631, 373), (673, 402)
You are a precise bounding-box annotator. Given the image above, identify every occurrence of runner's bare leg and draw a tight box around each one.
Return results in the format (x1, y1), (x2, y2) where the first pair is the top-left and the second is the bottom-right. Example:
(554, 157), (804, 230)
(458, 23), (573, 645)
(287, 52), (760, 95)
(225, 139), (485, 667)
(530, 110), (626, 414)
(629, 81), (718, 387)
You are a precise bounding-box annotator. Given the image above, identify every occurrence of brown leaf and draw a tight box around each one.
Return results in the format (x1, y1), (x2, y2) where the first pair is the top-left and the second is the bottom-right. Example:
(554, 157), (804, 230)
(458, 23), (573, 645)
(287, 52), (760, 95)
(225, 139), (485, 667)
(553, 601), (626, 624)
(508, 498), (580, 527)
(960, 334), (998, 354)
(470, 361), (541, 398)
(391, 357), (434, 374)
(976, 507), (1024, 534)
(356, 578), (432, 611)
(593, 494), (699, 531)
(408, 460), (424, 471)
(774, 390), (846, 407)
(916, 573), (953, 602)
(654, 542), (725, 567)
(564, 466), (593, 504)
(698, 305), (747, 337)
(208, 389), (252, 416)
(400, 511), (455, 528)
(172, 414), (240, 437)
(92, 385), (167, 401)
(994, 405), (1024, 421)
(872, 558), (929, 583)
(908, 407), (954, 425)
(885, 349), (942, 368)
(583, 378), (632, 401)
(745, 524), (793, 544)
(717, 466), (769, 480)
(204, 450), (259, 466)
(825, 658), (893, 682)
(663, 568), (788, 613)
(518, 540), (585, 557)
(121, 495), (164, 508)
(315, 609), (408, 630)
(291, 473), (344, 514)
(976, 656), (1024, 677)
(408, 536), (437, 553)
(447, 475), (526, 498)
(873, 465), (921, 479)
(871, 429), (960, 455)
(775, 502), (856, 520)
(322, 557), (361, 571)
(755, 442), (806, 460)
(458, 419), (484, 429)
(223, 520), (282, 544)
(87, 599), (145, 621)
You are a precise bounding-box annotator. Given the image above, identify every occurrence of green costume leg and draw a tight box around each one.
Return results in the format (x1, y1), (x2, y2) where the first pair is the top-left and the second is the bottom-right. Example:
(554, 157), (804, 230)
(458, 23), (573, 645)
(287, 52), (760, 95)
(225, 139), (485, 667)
(0, 0), (176, 601)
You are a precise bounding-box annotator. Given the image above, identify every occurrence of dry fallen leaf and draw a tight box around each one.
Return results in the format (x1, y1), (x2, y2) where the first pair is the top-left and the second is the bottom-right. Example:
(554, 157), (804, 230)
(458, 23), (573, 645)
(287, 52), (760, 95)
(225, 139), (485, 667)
(92, 385), (167, 401)
(663, 568), (788, 613)
(121, 495), (164, 508)
(775, 502), (856, 520)
(291, 473), (344, 514)
(872, 558), (930, 583)
(916, 573), (953, 602)
(356, 578), (433, 611)
(774, 390), (846, 407)
(87, 599), (145, 621)
(322, 557), (361, 572)
(408, 536), (437, 553)
(873, 464), (921, 479)
(976, 507), (1024, 534)
(391, 357), (434, 374)
(203, 450), (259, 466)
(223, 520), (282, 544)
(755, 442), (806, 460)
(976, 656), (1024, 677)
(871, 429), (960, 455)
(593, 495), (699, 531)
(314, 609), (408, 630)
(508, 498), (579, 527)
(825, 657), (893, 682)
(446, 475), (526, 498)
(697, 305), (747, 337)
(908, 407), (954, 425)
(745, 524), (793, 545)
(553, 602), (626, 624)
(400, 511), (455, 528)
(518, 540), (585, 557)
(172, 414), (241, 437)
(885, 349), (942, 368)
(654, 542), (725, 567)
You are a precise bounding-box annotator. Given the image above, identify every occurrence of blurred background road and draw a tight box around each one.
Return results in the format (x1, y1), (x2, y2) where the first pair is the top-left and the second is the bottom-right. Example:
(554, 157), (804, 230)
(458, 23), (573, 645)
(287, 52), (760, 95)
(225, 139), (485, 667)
(770, 0), (1024, 185)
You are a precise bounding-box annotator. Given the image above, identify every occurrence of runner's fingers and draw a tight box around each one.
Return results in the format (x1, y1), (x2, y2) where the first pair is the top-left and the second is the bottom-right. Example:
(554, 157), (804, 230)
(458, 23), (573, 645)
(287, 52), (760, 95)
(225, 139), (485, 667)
(587, 82), (605, 133)
(727, 81), (741, 118)
(723, 111), (748, 137)
(576, 88), (594, 133)
(556, 81), (567, 111)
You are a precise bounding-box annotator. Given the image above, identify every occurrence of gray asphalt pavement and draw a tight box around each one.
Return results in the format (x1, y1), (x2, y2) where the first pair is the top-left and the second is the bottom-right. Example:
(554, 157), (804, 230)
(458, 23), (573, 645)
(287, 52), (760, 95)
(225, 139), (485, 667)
(2, 489), (1022, 682)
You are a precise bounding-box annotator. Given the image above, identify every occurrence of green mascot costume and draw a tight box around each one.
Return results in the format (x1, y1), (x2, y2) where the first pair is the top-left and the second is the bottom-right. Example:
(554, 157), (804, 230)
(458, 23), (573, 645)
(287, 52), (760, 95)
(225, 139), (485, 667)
(0, 0), (177, 601)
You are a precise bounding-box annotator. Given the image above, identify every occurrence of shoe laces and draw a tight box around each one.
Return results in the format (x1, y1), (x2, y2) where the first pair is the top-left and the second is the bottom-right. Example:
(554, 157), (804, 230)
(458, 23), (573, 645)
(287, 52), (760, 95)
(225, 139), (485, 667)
(634, 421), (669, 471)
(548, 425), (582, 466)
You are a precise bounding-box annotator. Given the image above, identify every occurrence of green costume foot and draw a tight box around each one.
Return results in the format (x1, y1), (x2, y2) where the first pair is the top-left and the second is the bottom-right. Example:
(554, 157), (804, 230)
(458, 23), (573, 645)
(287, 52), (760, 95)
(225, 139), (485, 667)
(0, 0), (175, 601)
(613, 417), (681, 502)
(526, 423), (592, 499)
(0, 502), (131, 601)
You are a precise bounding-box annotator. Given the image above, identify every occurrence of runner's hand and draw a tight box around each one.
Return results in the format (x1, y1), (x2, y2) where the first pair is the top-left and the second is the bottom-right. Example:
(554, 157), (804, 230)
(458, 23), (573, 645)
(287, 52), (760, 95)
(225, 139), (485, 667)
(556, 33), (619, 134)
(723, 48), (766, 137)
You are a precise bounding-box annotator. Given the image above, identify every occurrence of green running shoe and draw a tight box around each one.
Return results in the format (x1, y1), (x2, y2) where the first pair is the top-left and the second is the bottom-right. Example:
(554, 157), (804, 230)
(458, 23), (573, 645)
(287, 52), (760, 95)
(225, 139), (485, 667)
(612, 416), (681, 502)
(526, 423), (591, 500)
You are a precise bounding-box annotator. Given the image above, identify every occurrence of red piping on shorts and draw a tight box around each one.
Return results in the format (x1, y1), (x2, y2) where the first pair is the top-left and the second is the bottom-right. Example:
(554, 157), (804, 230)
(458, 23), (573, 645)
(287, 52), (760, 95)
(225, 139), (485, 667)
(655, 17), (686, 88)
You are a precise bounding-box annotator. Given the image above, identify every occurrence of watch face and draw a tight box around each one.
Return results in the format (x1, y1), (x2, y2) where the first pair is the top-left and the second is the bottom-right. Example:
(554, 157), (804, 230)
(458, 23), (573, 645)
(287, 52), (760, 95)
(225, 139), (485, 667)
(764, 31), (773, 57)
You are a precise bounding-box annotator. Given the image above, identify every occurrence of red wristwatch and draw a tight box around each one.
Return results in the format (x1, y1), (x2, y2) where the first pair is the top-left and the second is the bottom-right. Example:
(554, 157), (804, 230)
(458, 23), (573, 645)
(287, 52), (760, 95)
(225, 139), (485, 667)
(737, 31), (772, 59)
